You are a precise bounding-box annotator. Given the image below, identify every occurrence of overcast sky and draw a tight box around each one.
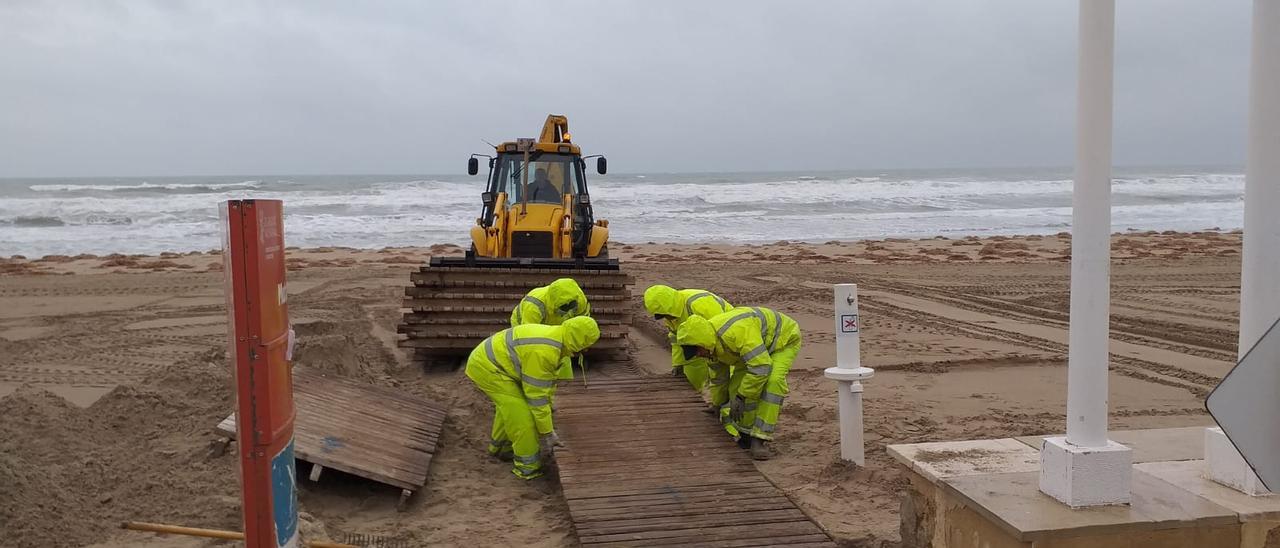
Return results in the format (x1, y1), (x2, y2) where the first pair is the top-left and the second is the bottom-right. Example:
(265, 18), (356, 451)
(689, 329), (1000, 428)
(0, 0), (1253, 177)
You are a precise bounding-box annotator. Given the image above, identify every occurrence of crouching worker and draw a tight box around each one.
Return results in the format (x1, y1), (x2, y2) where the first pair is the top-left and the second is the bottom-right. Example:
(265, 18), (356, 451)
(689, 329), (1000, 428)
(511, 277), (590, 327)
(466, 316), (601, 479)
(511, 277), (592, 400)
(676, 307), (801, 460)
(642, 284), (733, 391)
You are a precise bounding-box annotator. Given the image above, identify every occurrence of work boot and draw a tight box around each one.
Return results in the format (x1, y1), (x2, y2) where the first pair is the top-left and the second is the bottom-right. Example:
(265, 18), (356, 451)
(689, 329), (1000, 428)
(736, 435), (752, 450)
(749, 437), (771, 461)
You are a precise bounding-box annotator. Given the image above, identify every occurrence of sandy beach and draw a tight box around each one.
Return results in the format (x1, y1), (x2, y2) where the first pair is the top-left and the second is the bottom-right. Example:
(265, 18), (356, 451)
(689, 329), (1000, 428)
(0, 231), (1241, 547)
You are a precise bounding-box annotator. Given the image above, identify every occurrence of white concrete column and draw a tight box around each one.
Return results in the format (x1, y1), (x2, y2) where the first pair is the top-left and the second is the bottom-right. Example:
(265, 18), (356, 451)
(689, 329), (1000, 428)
(1205, 0), (1280, 495)
(1040, 0), (1133, 508)
(824, 284), (874, 465)
(1065, 0), (1115, 449)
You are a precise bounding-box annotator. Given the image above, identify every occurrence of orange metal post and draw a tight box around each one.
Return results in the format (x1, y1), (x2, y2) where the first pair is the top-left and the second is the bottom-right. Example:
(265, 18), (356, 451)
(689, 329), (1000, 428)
(221, 199), (298, 548)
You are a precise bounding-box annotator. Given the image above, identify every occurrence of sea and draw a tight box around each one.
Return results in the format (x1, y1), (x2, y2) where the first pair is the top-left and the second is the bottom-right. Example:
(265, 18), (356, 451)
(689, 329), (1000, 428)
(0, 167), (1246, 257)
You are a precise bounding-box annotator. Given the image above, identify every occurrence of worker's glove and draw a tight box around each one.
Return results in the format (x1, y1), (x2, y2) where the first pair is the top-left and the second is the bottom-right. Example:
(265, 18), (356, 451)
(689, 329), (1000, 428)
(541, 430), (565, 450)
(729, 396), (747, 422)
(672, 365), (684, 378)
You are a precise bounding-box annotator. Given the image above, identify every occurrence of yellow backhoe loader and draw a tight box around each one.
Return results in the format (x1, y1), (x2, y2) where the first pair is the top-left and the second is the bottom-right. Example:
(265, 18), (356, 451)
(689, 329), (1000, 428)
(397, 115), (633, 365)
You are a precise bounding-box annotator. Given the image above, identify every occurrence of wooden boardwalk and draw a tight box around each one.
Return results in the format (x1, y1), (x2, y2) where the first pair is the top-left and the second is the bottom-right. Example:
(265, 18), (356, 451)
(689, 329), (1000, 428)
(554, 376), (837, 547)
(217, 367), (447, 506)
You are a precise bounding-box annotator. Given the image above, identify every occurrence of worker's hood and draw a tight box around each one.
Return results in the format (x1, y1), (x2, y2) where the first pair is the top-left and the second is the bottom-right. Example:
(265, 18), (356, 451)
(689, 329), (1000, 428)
(675, 315), (716, 350)
(548, 277), (590, 318)
(560, 316), (601, 354)
(642, 284), (679, 318)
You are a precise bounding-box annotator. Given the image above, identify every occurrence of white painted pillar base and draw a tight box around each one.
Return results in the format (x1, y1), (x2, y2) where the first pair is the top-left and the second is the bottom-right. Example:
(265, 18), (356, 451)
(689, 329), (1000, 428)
(1204, 427), (1273, 496)
(1039, 437), (1133, 507)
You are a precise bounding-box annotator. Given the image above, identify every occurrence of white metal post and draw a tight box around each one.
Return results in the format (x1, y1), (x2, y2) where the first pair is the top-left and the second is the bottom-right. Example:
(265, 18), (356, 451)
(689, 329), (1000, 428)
(1204, 0), (1280, 496)
(825, 284), (874, 465)
(1065, 0), (1115, 449)
(1240, 0), (1280, 366)
(1039, 0), (1132, 508)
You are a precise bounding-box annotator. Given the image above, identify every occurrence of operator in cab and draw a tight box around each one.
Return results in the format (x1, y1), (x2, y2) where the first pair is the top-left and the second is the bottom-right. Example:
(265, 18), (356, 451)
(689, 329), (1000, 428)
(528, 167), (561, 203)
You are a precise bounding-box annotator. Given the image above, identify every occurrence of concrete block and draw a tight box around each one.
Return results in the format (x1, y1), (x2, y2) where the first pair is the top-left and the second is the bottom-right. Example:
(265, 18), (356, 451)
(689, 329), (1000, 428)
(1015, 425), (1208, 464)
(1204, 427), (1272, 496)
(945, 470), (1238, 544)
(886, 438), (1040, 484)
(1039, 436), (1133, 507)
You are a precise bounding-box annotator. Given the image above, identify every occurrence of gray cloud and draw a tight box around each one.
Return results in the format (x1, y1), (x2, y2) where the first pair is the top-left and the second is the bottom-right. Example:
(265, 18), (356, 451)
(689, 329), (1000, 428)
(0, 0), (1251, 177)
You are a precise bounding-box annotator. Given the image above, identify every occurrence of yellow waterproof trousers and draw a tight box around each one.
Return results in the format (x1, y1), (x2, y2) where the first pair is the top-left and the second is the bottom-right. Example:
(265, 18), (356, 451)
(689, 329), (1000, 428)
(716, 340), (800, 441)
(467, 363), (543, 479)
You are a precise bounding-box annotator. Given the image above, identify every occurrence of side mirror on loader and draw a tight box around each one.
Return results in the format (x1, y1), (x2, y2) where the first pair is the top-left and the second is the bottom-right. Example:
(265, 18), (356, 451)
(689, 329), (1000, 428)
(596, 157), (607, 175)
(468, 157), (479, 176)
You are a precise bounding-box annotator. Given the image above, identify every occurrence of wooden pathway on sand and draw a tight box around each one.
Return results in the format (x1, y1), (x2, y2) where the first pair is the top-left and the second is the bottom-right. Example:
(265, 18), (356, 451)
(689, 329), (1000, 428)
(554, 376), (837, 547)
(216, 367), (447, 508)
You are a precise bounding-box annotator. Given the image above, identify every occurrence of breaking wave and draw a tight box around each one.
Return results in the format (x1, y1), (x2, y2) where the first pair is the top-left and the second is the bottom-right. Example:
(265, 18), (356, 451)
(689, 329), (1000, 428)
(0, 169), (1247, 256)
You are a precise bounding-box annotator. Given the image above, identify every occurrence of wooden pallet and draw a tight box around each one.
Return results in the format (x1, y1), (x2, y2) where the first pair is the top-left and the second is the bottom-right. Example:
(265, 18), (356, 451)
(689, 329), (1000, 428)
(554, 376), (837, 547)
(216, 367), (447, 508)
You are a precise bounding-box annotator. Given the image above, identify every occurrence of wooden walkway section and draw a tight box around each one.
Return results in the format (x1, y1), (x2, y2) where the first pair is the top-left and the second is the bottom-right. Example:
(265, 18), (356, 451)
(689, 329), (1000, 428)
(216, 367), (447, 506)
(554, 376), (837, 547)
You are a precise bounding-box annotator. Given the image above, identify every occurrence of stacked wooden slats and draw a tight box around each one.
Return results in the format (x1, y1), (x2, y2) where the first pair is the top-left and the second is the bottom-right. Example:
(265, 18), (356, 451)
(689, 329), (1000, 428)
(216, 367), (446, 505)
(554, 376), (837, 547)
(397, 264), (634, 367)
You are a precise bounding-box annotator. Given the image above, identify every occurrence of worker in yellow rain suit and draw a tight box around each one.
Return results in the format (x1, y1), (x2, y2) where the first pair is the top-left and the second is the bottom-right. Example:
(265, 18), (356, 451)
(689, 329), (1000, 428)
(676, 307), (802, 460)
(642, 284), (733, 391)
(510, 277), (590, 327)
(510, 277), (592, 398)
(466, 316), (600, 479)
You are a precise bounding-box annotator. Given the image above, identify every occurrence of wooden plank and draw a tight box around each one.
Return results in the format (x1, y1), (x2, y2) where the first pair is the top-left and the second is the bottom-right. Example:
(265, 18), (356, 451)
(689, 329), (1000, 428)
(567, 484), (784, 510)
(216, 367), (446, 493)
(589, 534), (834, 548)
(556, 375), (834, 546)
(578, 520), (828, 545)
(574, 496), (797, 522)
(573, 508), (808, 536)
(221, 413), (435, 476)
(563, 480), (777, 502)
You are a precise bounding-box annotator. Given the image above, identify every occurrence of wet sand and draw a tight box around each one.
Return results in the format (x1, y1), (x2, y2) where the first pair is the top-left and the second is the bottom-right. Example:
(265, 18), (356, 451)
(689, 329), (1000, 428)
(0, 231), (1239, 547)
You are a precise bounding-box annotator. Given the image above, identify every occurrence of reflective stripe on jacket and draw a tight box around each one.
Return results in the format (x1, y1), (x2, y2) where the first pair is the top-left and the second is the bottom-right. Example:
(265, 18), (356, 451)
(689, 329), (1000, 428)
(710, 306), (801, 397)
(472, 324), (565, 434)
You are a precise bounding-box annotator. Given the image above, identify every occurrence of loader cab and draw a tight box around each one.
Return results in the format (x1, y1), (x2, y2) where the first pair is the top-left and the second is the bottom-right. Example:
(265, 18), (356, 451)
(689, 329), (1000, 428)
(473, 150), (604, 258)
(492, 152), (585, 206)
(481, 152), (596, 224)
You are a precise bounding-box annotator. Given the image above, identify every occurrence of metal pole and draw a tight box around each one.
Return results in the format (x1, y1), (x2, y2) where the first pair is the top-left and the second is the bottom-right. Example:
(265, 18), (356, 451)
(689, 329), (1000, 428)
(1240, 0), (1280, 360)
(120, 522), (358, 548)
(825, 284), (874, 465)
(843, 380), (866, 466)
(1065, 0), (1115, 449)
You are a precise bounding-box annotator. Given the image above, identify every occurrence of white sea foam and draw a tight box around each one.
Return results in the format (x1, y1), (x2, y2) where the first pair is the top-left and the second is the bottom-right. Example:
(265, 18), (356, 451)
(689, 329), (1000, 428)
(0, 170), (1246, 256)
(28, 180), (265, 192)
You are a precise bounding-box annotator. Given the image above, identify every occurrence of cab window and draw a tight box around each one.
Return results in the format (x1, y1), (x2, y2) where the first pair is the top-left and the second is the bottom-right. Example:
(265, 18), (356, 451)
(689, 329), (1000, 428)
(494, 153), (583, 205)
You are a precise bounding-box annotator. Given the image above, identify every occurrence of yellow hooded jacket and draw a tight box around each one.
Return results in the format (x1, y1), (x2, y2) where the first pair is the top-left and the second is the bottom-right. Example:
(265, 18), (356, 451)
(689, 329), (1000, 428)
(676, 307), (801, 398)
(643, 285), (733, 366)
(467, 316), (601, 435)
(511, 277), (591, 327)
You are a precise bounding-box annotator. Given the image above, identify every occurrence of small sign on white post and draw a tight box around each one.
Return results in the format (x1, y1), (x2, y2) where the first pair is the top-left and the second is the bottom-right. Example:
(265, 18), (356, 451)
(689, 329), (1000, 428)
(824, 284), (875, 465)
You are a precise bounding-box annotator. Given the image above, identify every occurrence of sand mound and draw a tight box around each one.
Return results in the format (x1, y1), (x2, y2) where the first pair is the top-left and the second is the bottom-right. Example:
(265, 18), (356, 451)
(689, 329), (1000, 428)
(0, 357), (239, 548)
